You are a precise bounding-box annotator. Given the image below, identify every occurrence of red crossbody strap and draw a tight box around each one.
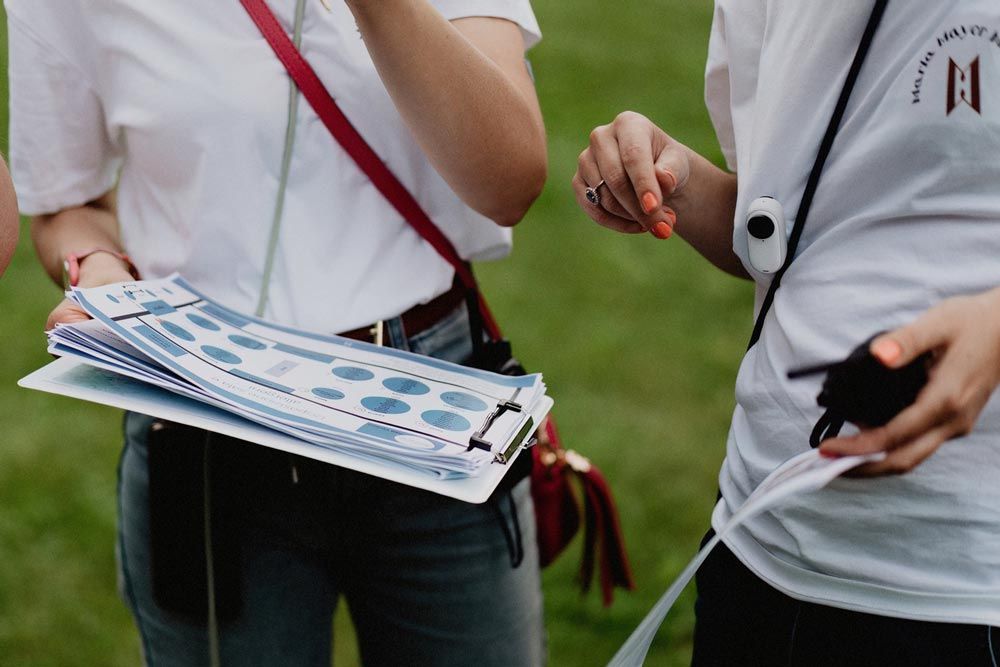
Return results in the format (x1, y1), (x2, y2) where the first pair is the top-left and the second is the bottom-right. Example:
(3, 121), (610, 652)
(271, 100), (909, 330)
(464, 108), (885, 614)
(239, 0), (502, 340)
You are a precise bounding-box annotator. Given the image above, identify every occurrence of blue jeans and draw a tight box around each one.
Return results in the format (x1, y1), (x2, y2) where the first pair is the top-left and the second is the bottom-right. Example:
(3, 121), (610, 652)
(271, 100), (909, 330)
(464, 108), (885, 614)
(116, 305), (546, 666)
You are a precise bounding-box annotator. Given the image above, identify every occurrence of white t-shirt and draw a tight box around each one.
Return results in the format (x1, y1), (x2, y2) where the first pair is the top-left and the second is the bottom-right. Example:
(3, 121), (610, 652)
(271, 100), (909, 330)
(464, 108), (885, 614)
(707, 1), (1000, 625)
(6, 0), (540, 333)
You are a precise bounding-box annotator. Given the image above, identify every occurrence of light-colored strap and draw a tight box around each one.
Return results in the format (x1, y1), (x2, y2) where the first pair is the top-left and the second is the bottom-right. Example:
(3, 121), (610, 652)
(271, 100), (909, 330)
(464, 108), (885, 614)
(255, 0), (307, 317)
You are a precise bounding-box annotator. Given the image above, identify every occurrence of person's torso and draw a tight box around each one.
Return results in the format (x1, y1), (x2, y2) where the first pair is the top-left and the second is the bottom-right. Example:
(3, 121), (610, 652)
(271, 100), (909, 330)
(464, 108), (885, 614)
(711, 0), (1000, 621)
(25, 0), (513, 332)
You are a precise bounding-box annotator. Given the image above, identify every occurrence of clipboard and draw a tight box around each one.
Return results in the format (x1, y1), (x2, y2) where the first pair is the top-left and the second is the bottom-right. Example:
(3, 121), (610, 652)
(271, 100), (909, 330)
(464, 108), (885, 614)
(19, 358), (553, 504)
(468, 399), (536, 464)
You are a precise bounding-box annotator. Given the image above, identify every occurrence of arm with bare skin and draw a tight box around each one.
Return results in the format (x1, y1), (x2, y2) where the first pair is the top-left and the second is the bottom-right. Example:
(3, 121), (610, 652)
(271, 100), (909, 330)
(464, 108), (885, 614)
(346, 0), (547, 227)
(31, 192), (136, 329)
(0, 158), (19, 277)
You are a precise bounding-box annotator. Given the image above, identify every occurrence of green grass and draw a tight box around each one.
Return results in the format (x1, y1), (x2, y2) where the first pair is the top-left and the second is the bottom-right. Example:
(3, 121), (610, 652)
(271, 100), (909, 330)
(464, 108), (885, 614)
(0, 2), (753, 665)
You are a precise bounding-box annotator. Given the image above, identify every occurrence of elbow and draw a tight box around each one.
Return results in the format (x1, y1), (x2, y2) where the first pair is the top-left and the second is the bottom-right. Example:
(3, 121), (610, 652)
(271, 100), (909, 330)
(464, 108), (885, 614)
(483, 152), (547, 228)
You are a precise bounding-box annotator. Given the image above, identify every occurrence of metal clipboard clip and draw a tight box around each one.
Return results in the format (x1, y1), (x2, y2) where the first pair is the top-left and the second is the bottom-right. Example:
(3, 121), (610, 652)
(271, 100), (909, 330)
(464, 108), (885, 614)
(468, 400), (535, 464)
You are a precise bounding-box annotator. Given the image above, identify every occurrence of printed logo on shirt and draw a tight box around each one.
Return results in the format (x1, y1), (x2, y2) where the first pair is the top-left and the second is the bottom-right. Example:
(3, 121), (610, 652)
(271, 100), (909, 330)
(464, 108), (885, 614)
(947, 56), (981, 114)
(909, 22), (998, 117)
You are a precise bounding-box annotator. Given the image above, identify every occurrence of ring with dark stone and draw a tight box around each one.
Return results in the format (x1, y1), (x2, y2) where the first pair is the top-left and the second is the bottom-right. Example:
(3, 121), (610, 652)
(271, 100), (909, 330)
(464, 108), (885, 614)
(585, 180), (606, 206)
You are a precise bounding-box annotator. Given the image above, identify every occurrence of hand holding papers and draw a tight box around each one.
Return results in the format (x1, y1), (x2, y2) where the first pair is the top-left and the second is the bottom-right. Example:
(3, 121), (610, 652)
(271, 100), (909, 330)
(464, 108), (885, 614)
(20, 275), (552, 502)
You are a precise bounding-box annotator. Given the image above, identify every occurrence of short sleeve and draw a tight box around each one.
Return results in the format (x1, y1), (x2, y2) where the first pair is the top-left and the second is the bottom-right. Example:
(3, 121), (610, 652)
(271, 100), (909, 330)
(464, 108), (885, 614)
(705, 2), (736, 172)
(7, 14), (122, 215)
(432, 0), (542, 50)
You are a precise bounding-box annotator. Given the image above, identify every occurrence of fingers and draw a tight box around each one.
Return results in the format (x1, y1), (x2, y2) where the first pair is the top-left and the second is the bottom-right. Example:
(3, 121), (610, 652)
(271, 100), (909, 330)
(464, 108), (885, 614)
(654, 144), (690, 201)
(819, 385), (951, 460)
(46, 299), (92, 331)
(846, 421), (958, 477)
(614, 113), (664, 217)
(590, 126), (668, 232)
(571, 171), (645, 234)
(574, 153), (632, 219)
(820, 328), (991, 475)
(870, 304), (955, 368)
(820, 290), (1000, 477)
(578, 112), (677, 230)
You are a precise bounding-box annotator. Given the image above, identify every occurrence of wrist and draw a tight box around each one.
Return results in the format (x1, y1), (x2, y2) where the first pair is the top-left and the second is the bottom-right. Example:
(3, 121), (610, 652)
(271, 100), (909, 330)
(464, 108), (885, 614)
(65, 249), (140, 288)
(76, 253), (134, 287)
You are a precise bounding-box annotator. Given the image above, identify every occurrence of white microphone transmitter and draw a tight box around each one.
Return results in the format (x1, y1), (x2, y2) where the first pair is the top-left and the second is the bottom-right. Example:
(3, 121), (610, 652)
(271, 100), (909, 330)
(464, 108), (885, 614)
(745, 196), (787, 274)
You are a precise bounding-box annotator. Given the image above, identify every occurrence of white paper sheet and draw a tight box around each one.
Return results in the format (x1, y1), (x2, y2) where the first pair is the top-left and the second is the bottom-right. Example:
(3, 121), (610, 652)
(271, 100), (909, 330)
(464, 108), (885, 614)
(20, 358), (552, 503)
(607, 449), (885, 666)
(23, 275), (552, 490)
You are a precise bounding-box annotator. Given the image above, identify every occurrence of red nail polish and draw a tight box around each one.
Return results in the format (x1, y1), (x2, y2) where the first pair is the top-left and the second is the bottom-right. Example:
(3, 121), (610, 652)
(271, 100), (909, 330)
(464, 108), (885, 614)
(819, 449), (842, 459)
(641, 192), (658, 215)
(651, 221), (672, 240)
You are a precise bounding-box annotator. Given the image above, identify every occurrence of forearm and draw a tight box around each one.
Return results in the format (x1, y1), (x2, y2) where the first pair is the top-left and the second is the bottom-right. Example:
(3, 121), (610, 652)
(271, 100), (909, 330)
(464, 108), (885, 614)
(31, 193), (128, 287)
(347, 1), (546, 226)
(671, 150), (744, 278)
(0, 158), (19, 277)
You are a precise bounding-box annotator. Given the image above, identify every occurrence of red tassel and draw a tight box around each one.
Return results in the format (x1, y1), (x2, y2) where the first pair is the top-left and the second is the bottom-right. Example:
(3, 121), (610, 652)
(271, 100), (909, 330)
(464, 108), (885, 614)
(578, 469), (604, 595)
(531, 418), (635, 606)
(579, 466), (636, 606)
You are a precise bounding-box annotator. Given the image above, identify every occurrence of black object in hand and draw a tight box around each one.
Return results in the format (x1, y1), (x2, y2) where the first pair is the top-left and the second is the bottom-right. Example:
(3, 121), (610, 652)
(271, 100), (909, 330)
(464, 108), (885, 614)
(788, 334), (930, 445)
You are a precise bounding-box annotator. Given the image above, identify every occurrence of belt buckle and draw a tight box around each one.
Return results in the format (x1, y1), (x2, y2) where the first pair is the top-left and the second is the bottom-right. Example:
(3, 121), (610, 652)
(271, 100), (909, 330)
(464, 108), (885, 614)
(369, 320), (385, 347)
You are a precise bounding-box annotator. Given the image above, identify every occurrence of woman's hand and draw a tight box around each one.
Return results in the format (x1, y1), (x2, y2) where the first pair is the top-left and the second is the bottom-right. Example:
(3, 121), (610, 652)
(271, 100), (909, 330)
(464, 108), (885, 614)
(46, 298), (91, 331)
(820, 287), (1000, 475)
(44, 252), (135, 331)
(573, 111), (692, 240)
(571, 111), (747, 278)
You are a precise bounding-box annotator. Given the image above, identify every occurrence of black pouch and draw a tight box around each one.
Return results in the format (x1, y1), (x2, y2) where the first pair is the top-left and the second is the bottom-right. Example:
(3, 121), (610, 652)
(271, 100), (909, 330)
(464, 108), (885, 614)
(146, 420), (243, 623)
(788, 333), (930, 447)
(463, 290), (533, 493)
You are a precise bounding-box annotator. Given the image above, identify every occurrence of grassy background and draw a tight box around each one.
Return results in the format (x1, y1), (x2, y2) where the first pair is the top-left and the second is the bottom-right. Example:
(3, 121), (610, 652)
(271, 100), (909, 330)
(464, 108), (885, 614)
(0, 2), (753, 665)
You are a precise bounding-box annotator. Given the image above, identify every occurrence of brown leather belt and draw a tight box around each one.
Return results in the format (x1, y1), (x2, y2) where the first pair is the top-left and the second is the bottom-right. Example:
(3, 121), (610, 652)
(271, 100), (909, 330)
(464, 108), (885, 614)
(338, 279), (467, 344)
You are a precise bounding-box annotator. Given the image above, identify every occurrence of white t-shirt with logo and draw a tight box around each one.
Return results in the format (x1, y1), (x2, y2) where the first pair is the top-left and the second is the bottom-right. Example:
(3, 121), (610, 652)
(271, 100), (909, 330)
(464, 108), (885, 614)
(707, 1), (1000, 625)
(6, 0), (540, 333)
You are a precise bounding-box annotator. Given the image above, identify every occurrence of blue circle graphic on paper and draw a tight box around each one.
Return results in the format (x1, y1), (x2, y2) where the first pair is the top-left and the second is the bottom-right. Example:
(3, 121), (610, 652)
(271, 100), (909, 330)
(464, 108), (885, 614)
(161, 321), (195, 342)
(201, 346), (242, 365)
(187, 313), (221, 331)
(361, 396), (411, 415)
(106, 294), (120, 304)
(228, 334), (266, 350)
(382, 377), (430, 396)
(440, 392), (488, 412)
(333, 367), (375, 381)
(421, 410), (471, 432)
(312, 387), (345, 400)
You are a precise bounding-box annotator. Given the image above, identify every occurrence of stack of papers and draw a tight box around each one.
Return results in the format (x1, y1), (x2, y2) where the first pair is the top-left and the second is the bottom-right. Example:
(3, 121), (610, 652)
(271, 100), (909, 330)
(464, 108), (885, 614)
(23, 276), (551, 498)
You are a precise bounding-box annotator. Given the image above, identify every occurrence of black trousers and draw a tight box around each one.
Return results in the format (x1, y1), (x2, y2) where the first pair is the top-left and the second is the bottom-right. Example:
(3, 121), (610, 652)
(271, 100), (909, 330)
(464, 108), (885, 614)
(691, 538), (999, 667)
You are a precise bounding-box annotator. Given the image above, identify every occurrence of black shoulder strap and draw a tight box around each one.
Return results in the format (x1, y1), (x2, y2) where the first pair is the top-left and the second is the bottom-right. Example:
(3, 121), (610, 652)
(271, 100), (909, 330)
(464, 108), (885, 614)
(747, 0), (889, 350)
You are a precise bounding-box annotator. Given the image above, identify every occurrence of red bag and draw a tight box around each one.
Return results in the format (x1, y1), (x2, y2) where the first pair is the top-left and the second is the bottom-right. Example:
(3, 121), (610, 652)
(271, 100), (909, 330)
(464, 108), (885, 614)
(532, 418), (634, 604)
(240, 0), (634, 604)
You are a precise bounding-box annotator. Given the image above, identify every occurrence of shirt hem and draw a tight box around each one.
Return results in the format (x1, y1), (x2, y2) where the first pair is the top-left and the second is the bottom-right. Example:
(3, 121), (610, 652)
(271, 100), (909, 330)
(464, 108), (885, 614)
(13, 169), (120, 217)
(712, 501), (1000, 627)
(432, 1), (542, 49)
